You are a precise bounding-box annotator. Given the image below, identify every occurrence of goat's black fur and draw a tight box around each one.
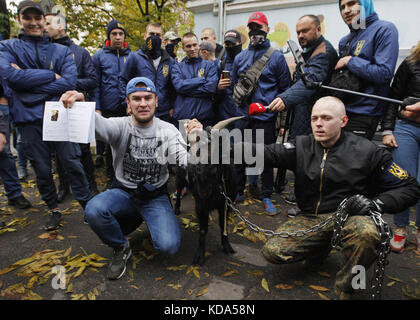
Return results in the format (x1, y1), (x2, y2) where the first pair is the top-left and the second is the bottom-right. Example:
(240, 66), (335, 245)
(174, 159), (237, 265)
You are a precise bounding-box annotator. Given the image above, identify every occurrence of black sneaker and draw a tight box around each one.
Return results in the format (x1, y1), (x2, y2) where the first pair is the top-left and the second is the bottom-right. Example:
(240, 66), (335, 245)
(8, 195), (32, 209)
(45, 210), (62, 231)
(285, 192), (297, 205)
(248, 184), (263, 200)
(107, 242), (132, 280)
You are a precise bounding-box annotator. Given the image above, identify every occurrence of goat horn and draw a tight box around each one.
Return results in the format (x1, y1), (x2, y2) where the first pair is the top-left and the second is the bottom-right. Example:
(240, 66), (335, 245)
(212, 116), (245, 130)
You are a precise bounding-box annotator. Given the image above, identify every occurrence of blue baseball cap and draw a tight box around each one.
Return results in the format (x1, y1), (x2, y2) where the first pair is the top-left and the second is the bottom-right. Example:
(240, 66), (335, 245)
(126, 77), (157, 96)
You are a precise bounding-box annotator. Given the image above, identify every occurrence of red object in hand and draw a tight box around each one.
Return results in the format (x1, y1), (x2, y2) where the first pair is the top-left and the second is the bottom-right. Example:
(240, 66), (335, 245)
(249, 102), (268, 115)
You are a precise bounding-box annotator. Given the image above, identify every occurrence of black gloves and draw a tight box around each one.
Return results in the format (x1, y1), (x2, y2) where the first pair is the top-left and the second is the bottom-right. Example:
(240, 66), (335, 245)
(345, 194), (381, 216)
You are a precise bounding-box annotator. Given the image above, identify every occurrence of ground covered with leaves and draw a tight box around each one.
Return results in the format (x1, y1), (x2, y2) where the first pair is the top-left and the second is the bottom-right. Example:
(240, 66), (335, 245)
(0, 162), (419, 301)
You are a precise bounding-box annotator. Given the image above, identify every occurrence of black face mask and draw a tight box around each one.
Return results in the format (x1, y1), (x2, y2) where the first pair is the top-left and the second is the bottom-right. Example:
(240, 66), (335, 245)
(248, 29), (267, 47)
(165, 43), (178, 58)
(145, 35), (162, 59)
(226, 44), (242, 60)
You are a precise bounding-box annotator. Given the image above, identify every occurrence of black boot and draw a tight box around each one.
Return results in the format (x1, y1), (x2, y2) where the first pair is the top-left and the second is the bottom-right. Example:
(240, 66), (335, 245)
(8, 195), (32, 209)
(57, 186), (71, 203)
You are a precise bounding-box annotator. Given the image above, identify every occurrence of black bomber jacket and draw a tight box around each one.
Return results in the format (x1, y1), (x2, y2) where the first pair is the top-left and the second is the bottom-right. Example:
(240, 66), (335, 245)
(261, 132), (420, 214)
(382, 58), (420, 131)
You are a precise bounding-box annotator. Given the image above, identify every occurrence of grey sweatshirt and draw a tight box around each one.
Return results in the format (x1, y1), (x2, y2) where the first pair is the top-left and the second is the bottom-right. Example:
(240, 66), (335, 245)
(95, 114), (188, 190)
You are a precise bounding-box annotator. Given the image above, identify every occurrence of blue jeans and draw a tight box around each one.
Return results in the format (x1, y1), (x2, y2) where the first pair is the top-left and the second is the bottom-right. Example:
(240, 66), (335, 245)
(18, 122), (90, 209)
(0, 104), (23, 200)
(85, 188), (181, 253)
(392, 120), (420, 228)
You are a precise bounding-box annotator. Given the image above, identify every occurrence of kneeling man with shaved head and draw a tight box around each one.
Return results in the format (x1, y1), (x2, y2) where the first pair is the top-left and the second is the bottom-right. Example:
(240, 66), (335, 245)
(255, 96), (420, 299)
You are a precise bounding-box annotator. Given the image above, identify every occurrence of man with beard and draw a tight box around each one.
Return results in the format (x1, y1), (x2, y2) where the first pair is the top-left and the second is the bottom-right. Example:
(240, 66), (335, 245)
(232, 12), (291, 214)
(334, 0), (398, 140)
(270, 15), (338, 204)
(271, 15), (338, 137)
(60, 77), (203, 280)
(121, 23), (177, 125)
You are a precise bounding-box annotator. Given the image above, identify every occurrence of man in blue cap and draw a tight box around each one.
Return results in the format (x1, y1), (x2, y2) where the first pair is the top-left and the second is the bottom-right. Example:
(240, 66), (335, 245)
(60, 77), (202, 280)
(335, 0), (399, 140)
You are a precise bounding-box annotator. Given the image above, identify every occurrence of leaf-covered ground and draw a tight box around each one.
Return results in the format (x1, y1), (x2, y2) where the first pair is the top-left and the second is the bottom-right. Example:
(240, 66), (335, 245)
(1, 159), (419, 301)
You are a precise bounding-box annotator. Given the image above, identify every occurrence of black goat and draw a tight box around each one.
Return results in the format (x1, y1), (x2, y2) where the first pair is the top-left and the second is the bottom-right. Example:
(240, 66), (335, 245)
(174, 117), (242, 265)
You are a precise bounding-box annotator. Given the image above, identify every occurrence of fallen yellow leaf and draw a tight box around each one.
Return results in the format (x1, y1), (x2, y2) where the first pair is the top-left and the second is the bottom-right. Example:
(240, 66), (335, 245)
(309, 285), (329, 292)
(247, 270), (264, 277)
(221, 269), (238, 277)
(275, 284), (294, 290)
(318, 292), (330, 300)
(318, 271), (331, 278)
(168, 283), (182, 290)
(261, 278), (270, 292)
(166, 265), (188, 271)
(386, 275), (404, 283)
(196, 287), (208, 297)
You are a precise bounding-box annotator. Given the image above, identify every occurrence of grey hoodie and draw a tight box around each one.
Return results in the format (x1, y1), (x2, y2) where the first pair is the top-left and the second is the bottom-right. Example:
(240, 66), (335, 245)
(95, 114), (188, 189)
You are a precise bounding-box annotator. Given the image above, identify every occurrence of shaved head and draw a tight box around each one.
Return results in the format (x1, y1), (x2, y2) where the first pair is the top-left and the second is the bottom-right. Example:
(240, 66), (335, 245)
(311, 96), (348, 148)
(313, 96), (346, 117)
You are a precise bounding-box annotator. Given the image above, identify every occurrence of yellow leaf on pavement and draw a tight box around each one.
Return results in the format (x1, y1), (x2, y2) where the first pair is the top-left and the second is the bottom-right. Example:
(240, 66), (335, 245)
(22, 290), (43, 300)
(275, 284), (294, 290)
(168, 283), (182, 290)
(261, 278), (270, 292)
(221, 269), (238, 277)
(167, 265), (188, 271)
(247, 270), (264, 277)
(66, 283), (73, 293)
(318, 272), (331, 278)
(196, 287), (208, 297)
(386, 275), (404, 283)
(309, 285), (329, 292)
(318, 292), (330, 300)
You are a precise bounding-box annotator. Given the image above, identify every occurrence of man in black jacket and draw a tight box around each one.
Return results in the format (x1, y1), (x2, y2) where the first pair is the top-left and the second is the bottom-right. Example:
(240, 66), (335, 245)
(45, 13), (99, 202)
(259, 96), (420, 299)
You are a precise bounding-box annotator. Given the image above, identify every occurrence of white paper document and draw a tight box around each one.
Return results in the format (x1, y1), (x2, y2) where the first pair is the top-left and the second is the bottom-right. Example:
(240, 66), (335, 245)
(43, 101), (96, 144)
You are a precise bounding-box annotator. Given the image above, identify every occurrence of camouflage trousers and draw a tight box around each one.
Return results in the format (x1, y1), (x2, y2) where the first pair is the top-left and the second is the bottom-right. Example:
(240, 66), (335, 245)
(262, 213), (380, 294)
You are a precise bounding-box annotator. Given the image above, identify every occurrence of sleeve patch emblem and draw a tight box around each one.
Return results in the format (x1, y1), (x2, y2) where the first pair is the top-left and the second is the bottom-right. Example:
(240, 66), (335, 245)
(388, 162), (409, 180)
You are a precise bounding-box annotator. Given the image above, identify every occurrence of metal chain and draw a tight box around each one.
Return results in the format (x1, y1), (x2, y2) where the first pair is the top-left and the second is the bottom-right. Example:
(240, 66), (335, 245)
(222, 191), (392, 300)
(221, 191), (334, 237)
(331, 199), (392, 300)
(369, 210), (392, 300)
